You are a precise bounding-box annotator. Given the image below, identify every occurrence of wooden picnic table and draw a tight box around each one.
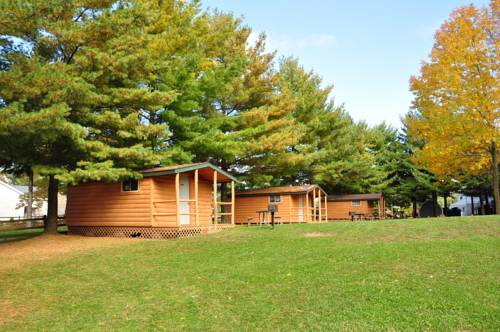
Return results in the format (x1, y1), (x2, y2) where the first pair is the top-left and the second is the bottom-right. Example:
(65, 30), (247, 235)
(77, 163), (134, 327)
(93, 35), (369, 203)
(256, 210), (268, 223)
(350, 212), (365, 221)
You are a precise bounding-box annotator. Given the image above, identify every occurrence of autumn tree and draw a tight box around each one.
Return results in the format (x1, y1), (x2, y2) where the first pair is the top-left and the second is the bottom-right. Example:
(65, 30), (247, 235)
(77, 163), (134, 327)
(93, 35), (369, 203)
(407, 0), (500, 214)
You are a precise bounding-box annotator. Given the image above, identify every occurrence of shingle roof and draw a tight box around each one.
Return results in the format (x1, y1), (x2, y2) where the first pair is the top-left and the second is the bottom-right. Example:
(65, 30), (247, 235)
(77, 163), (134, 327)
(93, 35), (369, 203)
(327, 193), (383, 202)
(237, 185), (325, 196)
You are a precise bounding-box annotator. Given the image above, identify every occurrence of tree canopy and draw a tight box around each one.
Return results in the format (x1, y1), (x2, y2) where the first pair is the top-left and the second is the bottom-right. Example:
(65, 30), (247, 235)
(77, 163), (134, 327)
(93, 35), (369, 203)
(407, 0), (499, 214)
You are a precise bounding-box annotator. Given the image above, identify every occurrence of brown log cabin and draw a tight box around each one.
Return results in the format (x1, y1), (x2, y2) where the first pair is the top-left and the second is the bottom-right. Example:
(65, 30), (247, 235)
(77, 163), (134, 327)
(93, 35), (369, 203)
(327, 193), (385, 220)
(235, 185), (328, 224)
(66, 162), (237, 239)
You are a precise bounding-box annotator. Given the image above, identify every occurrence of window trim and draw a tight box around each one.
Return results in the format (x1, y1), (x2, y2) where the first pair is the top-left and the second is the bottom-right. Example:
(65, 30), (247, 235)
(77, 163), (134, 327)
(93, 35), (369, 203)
(121, 179), (140, 192)
(269, 195), (281, 203)
(351, 200), (361, 207)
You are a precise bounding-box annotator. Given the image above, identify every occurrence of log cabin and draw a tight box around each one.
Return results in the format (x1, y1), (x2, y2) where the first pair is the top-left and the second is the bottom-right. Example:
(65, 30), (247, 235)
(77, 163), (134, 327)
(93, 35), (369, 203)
(327, 193), (385, 220)
(235, 185), (328, 224)
(66, 162), (237, 239)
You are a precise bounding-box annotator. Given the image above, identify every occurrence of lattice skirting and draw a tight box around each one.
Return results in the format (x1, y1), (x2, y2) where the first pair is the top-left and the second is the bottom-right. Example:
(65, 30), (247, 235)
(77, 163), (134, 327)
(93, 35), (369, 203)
(68, 224), (233, 240)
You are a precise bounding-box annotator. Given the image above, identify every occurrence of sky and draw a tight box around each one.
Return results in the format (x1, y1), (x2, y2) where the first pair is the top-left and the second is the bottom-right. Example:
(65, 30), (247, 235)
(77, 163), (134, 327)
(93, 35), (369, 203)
(202, 0), (490, 128)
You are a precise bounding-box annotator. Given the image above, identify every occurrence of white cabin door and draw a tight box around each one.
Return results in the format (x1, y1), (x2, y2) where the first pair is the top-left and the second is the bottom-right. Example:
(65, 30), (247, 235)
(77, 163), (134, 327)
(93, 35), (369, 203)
(179, 175), (190, 225)
(298, 195), (304, 223)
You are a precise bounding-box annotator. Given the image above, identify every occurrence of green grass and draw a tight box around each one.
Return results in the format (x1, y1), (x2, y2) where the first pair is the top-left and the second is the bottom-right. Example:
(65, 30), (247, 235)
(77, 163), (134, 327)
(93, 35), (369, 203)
(0, 226), (67, 241)
(1, 216), (499, 331)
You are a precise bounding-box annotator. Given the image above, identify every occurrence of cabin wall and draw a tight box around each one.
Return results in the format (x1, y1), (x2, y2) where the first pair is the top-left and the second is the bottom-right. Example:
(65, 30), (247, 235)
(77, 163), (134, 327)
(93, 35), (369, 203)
(66, 178), (153, 227)
(234, 195), (292, 224)
(197, 178), (214, 226)
(151, 175), (177, 227)
(327, 200), (374, 220)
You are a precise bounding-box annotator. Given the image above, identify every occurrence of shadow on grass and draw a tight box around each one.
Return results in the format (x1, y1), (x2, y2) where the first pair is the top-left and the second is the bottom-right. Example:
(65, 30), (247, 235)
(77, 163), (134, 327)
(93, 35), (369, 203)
(0, 227), (68, 244)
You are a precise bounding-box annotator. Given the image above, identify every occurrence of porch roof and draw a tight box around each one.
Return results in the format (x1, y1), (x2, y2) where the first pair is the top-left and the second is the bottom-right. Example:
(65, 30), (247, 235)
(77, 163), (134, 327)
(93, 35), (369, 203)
(141, 162), (237, 183)
(236, 184), (327, 197)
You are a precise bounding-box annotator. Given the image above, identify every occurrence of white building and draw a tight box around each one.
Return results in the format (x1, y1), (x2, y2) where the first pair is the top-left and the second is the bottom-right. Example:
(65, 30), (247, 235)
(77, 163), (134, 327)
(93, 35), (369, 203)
(450, 195), (494, 216)
(0, 181), (29, 218)
(0, 180), (66, 219)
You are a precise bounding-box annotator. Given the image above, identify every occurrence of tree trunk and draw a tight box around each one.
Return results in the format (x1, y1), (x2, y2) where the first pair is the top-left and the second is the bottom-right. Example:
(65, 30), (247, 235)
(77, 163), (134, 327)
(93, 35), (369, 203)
(431, 191), (437, 217)
(479, 194), (485, 215)
(491, 142), (500, 215)
(45, 175), (59, 234)
(412, 196), (418, 218)
(26, 168), (34, 226)
(470, 196), (474, 216)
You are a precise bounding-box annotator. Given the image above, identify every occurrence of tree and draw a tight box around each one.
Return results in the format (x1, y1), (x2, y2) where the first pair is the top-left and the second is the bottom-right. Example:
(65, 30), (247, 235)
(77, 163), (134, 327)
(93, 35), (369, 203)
(153, 14), (300, 187)
(369, 123), (436, 215)
(277, 58), (386, 193)
(0, 0), (182, 232)
(407, 0), (500, 214)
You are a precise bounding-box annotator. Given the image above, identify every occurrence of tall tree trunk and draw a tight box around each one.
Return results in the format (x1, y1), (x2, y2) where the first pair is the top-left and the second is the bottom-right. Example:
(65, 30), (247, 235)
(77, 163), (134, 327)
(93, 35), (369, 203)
(431, 191), (437, 217)
(412, 196), (418, 218)
(26, 169), (34, 227)
(45, 175), (59, 234)
(491, 142), (500, 215)
(470, 196), (474, 216)
(479, 194), (485, 215)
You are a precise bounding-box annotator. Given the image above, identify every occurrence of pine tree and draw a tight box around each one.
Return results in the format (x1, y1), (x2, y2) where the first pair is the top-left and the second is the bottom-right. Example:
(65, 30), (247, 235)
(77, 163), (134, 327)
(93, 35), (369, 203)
(0, 0), (180, 232)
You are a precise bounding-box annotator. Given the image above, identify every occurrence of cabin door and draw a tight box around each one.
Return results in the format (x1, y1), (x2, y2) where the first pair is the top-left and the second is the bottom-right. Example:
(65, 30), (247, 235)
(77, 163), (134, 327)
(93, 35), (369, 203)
(298, 195), (304, 223)
(179, 175), (190, 225)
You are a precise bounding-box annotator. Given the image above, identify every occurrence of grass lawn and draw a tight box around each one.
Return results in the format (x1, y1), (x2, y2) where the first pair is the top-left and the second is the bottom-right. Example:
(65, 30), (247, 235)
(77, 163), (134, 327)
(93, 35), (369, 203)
(0, 216), (499, 331)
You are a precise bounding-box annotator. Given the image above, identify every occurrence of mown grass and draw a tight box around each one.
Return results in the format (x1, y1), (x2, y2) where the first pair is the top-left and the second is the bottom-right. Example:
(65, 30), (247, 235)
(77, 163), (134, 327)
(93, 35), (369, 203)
(0, 226), (67, 241)
(0, 216), (499, 331)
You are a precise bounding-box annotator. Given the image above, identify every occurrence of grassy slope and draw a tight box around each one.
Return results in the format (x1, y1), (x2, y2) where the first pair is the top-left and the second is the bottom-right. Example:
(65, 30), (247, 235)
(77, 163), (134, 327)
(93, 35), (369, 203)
(0, 216), (499, 331)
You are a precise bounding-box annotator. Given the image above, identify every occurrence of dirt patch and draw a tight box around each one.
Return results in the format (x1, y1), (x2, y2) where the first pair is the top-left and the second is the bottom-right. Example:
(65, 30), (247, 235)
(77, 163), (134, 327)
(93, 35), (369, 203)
(0, 299), (29, 326)
(304, 232), (336, 238)
(0, 234), (139, 272)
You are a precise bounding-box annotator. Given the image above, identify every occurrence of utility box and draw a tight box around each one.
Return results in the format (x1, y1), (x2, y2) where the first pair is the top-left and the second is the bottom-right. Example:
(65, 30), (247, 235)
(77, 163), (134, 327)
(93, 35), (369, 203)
(268, 204), (278, 213)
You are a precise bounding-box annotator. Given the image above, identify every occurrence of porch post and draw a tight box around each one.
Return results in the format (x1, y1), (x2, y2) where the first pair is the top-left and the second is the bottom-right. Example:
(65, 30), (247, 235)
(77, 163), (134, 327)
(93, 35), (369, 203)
(313, 188), (317, 222)
(213, 171), (218, 224)
(318, 189), (322, 222)
(231, 181), (235, 225)
(324, 194), (328, 222)
(175, 173), (180, 227)
(306, 192), (310, 222)
(195, 169), (199, 226)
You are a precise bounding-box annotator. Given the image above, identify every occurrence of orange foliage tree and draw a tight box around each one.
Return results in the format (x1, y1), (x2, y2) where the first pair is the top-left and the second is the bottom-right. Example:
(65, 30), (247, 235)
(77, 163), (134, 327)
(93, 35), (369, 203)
(408, 0), (499, 214)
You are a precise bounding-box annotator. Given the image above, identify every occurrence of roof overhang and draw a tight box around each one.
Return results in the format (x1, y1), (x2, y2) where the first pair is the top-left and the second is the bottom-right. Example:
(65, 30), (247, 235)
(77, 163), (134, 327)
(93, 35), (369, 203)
(142, 162), (238, 183)
(236, 185), (327, 197)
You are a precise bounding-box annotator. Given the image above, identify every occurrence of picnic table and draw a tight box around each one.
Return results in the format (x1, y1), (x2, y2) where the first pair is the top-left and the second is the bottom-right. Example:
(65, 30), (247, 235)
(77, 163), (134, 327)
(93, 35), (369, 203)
(349, 212), (365, 221)
(257, 210), (268, 224)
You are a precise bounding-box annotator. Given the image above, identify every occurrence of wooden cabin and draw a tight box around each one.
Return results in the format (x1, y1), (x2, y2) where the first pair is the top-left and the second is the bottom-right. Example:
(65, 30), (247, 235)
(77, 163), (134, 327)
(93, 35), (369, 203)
(235, 185), (328, 224)
(66, 163), (237, 239)
(327, 193), (385, 220)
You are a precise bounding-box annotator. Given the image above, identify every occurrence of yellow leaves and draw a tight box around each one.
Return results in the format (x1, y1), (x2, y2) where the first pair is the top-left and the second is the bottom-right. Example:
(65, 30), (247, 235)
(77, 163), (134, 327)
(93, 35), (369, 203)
(408, 0), (499, 179)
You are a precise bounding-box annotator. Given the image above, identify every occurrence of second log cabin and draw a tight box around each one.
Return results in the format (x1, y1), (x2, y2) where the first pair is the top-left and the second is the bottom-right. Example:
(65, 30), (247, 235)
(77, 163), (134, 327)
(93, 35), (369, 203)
(235, 185), (328, 224)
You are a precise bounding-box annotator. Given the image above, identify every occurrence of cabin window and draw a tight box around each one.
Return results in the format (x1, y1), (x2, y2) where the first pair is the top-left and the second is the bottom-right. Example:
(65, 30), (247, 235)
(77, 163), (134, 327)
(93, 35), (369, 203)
(351, 200), (361, 206)
(270, 195), (281, 203)
(122, 179), (139, 192)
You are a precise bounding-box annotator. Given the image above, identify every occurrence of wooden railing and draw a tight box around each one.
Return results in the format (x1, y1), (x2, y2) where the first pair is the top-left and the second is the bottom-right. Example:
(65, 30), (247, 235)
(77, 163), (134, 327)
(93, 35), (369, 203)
(0, 216), (66, 231)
